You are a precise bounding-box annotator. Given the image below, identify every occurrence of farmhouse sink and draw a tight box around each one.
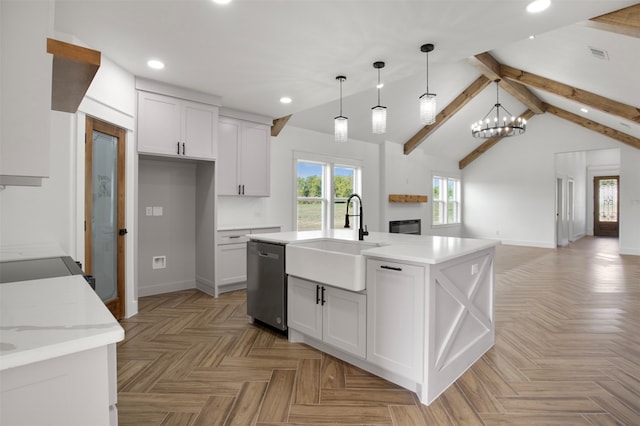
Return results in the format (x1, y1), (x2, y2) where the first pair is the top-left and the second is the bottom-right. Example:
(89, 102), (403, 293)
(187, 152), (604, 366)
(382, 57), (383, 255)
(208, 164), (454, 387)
(286, 239), (380, 291)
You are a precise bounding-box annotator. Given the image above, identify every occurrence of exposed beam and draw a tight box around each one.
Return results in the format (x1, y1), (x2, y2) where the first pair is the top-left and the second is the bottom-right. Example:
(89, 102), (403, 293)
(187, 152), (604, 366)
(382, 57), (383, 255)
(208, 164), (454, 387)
(466, 53), (545, 114)
(586, 4), (640, 38)
(501, 64), (640, 124)
(458, 109), (536, 169)
(271, 114), (292, 137)
(403, 75), (491, 155)
(544, 103), (640, 150)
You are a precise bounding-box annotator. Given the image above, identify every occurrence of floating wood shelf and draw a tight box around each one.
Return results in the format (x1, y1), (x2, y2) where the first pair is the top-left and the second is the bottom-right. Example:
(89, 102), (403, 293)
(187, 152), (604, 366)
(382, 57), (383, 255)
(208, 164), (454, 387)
(388, 194), (428, 203)
(47, 38), (101, 113)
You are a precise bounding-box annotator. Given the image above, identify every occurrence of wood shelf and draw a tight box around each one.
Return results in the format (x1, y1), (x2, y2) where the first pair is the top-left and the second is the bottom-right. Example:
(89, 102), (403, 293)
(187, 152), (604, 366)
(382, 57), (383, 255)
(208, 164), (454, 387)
(47, 38), (101, 113)
(388, 194), (428, 203)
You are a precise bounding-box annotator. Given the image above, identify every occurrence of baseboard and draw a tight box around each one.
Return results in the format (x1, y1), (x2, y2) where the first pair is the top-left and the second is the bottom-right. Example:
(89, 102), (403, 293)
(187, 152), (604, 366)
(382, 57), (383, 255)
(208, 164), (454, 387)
(499, 239), (555, 249)
(619, 246), (640, 256)
(196, 276), (216, 297)
(138, 280), (195, 297)
(217, 281), (247, 295)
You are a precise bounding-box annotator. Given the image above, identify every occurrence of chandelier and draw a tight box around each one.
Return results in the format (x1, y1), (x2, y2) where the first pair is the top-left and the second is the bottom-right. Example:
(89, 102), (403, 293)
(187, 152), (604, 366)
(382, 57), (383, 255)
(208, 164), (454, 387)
(471, 79), (526, 138)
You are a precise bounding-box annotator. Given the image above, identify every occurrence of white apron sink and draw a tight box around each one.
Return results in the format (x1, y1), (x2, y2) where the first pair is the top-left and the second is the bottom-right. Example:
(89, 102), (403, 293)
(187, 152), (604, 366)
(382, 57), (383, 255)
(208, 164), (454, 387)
(286, 239), (380, 291)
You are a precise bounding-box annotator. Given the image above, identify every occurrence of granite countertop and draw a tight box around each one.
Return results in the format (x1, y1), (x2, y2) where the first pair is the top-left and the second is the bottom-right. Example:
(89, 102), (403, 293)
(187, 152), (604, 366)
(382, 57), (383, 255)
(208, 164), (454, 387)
(0, 275), (124, 371)
(248, 230), (498, 264)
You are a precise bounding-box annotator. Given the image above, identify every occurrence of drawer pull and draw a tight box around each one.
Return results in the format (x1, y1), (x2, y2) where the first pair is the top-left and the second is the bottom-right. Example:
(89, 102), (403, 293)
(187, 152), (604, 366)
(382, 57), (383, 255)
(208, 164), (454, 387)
(380, 265), (402, 271)
(229, 235), (242, 239)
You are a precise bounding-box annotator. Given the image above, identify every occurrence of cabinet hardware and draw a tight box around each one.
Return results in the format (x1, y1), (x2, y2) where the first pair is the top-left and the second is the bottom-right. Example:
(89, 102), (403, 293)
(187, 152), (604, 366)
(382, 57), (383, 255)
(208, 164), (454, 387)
(321, 286), (326, 305)
(229, 235), (242, 239)
(177, 141), (180, 155)
(241, 184), (245, 195)
(238, 184), (241, 195)
(381, 265), (402, 271)
(118, 228), (128, 236)
(316, 285), (320, 304)
(182, 142), (185, 155)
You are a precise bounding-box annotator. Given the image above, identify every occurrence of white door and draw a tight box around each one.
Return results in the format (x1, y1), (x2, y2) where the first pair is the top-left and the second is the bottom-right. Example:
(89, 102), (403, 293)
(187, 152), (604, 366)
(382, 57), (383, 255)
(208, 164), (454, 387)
(287, 277), (322, 339)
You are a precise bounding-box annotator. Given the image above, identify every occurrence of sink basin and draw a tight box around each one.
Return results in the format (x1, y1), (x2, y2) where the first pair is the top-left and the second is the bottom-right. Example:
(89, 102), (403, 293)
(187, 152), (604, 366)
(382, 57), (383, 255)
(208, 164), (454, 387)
(286, 239), (380, 291)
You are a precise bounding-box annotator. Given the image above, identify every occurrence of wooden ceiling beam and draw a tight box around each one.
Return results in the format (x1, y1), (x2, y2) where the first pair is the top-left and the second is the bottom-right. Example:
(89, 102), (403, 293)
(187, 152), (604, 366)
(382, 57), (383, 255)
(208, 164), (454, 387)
(403, 75), (491, 155)
(585, 4), (640, 39)
(271, 114), (292, 137)
(501, 64), (640, 124)
(458, 109), (536, 169)
(544, 103), (640, 150)
(466, 53), (545, 114)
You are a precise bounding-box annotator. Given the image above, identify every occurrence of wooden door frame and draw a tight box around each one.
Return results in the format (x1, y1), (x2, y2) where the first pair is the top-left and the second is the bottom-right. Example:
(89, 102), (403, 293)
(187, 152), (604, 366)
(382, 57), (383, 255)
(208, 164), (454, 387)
(85, 116), (126, 319)
(593, 175), (620, 238)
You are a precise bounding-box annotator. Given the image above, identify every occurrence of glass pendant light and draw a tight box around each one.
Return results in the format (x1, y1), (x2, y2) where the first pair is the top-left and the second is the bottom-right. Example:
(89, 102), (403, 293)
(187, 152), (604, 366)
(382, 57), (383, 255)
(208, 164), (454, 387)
(419, 43), (437, 125)
(371, 61), (387, 134)
(334, 76), (348, 142)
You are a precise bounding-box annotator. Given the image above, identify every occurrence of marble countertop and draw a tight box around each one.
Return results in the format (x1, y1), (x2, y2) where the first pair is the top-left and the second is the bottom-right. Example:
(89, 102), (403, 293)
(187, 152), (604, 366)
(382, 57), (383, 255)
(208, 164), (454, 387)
(0, 275), (124, 371)
(248, 230), (498, 265)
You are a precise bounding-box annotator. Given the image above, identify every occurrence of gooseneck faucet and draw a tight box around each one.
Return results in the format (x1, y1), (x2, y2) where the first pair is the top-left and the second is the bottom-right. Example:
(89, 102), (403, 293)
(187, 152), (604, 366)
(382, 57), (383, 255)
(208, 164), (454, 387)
(344, 193), (369, 241)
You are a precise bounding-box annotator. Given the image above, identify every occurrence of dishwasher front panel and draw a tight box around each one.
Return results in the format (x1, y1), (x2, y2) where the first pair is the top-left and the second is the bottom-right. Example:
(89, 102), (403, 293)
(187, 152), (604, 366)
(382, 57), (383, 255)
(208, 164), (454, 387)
(247, 241), (287, 331)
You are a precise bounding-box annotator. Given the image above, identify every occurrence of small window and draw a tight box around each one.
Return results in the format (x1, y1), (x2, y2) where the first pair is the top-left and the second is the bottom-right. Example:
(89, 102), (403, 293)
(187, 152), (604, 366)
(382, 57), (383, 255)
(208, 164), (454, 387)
(433, 175), (461, 226)
(296, 159), (360, 231)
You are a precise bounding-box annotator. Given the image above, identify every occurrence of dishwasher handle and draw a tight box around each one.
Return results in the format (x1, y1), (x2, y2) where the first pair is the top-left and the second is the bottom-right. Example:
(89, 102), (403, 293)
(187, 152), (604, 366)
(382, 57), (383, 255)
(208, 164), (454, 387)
(258, 251), (280, 260)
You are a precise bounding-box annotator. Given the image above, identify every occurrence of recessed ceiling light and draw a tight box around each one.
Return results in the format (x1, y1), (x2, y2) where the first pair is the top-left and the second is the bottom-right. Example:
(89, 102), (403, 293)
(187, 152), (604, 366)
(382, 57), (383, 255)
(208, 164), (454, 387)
(526, 0), (551, 13)
(529, 35), (536, 40)
(280, 97), (292, 104)
(580, 107), (589, 113)
(212, 0), (232, 4)
(147, 59), (165, 70)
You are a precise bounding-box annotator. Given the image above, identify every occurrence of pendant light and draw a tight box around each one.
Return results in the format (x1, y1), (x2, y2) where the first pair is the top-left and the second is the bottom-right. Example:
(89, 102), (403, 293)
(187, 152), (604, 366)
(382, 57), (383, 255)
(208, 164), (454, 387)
(419, 43), (436, 125)
(371, 61), (387, 134)
(334, 75), (348, 142)
(471, 79), (526, 138)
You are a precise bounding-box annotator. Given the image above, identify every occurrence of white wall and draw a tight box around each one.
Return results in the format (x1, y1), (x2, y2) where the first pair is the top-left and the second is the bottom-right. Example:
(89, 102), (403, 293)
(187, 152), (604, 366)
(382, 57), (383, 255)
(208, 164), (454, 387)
(462, 113), (639, 251)
(217, 126), (381, 232)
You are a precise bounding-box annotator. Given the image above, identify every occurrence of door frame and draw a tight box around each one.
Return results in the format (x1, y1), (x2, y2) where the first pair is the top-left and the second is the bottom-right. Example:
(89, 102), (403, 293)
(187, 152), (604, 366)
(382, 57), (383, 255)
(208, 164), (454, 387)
(85, 116), (127, 319)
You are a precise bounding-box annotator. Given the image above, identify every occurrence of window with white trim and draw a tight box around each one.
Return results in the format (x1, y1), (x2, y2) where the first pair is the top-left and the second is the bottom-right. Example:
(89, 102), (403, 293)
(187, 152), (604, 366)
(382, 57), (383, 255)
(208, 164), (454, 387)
(296, 159), (360, 231)
(433, 175), (461, 226)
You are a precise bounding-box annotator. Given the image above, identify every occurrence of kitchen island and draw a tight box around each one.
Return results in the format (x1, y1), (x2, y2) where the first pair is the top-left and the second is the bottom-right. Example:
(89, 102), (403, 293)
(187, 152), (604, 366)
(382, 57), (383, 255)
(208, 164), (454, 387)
(248, 230), (496, 405)
(0, 275), (124, 426)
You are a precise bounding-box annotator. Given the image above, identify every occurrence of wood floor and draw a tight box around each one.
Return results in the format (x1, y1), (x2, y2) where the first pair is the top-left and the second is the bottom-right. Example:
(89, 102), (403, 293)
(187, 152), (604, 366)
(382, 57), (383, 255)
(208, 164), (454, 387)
(117, 237), (640, 425)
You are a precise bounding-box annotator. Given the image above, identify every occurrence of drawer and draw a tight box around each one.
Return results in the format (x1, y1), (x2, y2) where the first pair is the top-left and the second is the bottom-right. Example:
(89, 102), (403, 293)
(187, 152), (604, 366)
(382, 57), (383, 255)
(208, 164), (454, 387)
(217, 229), (250, 245)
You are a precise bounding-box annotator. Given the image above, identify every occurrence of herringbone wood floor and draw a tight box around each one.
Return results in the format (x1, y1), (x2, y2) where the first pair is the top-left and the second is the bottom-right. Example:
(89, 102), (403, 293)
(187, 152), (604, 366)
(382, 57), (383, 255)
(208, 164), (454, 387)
(117, 237), (640, 425)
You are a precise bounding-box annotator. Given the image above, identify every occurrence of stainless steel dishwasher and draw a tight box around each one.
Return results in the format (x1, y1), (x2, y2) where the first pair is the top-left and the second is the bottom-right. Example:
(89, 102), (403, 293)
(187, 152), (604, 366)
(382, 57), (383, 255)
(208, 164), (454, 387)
(247, 240), (287, 332)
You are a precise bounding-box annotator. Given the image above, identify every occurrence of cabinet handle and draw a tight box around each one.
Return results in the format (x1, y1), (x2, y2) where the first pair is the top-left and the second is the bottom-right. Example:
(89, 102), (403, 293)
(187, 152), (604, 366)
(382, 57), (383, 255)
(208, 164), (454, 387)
(242, 184), (245, 195)
(182, 142), (185, 155)
(381, 265), (402, 271)
(229, 235), (242, 239)
(177, 142), (180, 155)
(238, 185), (241, 195)
(316, 285), (320, 304)
(321, 286), (326, 305)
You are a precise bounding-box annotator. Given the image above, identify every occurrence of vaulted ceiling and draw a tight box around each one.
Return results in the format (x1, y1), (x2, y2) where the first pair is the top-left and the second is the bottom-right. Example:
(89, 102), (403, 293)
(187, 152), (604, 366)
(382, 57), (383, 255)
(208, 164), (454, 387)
(53, 0), (640, 165)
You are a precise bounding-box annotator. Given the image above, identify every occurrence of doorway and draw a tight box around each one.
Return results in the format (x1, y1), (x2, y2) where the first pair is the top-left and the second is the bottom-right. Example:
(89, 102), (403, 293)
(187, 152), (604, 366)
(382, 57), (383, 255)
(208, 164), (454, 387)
(594, 176), (619, 237)
(85, 116), (126, 319)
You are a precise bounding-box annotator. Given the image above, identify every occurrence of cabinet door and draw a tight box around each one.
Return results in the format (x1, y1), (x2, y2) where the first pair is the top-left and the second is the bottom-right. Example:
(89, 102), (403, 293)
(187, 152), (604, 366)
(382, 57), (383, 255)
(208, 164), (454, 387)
(287, 277), (322, 340)
(182, 101), (218, 160)
(323, 286), (366, 358)
(367, 260), (425, 381)
(239, 122), (270, 196)
(137, 92), (181, 156)
(216, 243), (247, 286)
(217, 118), (241, 195)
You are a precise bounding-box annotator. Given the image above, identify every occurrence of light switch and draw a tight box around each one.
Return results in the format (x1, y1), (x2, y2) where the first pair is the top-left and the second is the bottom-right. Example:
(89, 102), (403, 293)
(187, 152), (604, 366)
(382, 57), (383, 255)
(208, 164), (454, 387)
(145, 206), (153, 216)
(153, 206), (163, 216)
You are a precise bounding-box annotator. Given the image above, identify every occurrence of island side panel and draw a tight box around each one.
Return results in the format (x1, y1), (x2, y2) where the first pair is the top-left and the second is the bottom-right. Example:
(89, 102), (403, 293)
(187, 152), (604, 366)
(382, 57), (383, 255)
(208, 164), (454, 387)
(423, 246), (496, 404)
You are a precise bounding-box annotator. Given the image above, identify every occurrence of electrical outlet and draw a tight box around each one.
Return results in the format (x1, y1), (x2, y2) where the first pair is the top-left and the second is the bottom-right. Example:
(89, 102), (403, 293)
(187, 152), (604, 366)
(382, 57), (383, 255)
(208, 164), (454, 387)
(153, 206), (163, 216)
(152, 256), (166, 269)
(145, 206), (153, 216)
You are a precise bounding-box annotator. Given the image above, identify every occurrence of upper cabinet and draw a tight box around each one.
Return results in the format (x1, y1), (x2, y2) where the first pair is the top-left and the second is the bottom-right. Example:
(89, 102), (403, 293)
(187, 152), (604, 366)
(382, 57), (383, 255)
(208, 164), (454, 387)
(135, 78), (221, 162)
(218, 116), (271, 197)
(137, 91), (219, 160)
(0, 1), (52, 186)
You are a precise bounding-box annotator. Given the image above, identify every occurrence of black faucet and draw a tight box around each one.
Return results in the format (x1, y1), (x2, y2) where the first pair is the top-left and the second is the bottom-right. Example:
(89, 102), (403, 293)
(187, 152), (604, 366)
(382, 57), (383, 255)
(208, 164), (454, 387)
(344, 193), (369, 241)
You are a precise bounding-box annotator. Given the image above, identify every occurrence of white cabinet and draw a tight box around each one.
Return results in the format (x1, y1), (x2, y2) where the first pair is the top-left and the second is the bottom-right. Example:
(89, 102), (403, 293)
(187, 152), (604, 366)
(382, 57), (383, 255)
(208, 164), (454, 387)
(288, 276), (366, 358)
(218, 117), (271, 196)
(137, 91), (218, 160)
(0, 1), (51, 186)
(215, 226), (280, 296)
(366, 259), (425, 381)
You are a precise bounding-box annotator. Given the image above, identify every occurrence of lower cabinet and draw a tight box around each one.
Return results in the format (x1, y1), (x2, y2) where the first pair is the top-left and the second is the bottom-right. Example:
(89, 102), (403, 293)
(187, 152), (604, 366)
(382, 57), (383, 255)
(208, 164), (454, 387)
(366, 259), (425, 381)
(288, 276), (366, 358)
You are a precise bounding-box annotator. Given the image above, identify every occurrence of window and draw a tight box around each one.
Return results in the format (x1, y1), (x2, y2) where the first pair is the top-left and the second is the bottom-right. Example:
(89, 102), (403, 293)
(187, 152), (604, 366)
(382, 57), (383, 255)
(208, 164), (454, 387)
(296, 159), (360, 231)
(433, 175), (461, 226)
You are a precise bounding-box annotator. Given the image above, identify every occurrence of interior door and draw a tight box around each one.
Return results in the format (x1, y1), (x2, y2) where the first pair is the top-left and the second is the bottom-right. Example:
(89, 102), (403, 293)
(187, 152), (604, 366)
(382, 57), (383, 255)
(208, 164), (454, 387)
(85, 116), (126, 319)
(594, 176), (619, 237)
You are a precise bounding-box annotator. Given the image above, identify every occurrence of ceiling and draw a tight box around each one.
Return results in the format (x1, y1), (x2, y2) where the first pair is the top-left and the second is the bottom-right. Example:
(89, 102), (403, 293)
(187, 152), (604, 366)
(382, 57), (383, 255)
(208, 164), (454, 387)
(53, 0), (640, 161)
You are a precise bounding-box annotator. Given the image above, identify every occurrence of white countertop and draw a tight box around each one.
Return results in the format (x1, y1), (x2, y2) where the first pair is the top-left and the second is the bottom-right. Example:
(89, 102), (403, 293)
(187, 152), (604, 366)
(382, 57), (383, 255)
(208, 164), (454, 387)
(248, 230), (498, 264)
(217, 224), (282, 232)
(0, 275), (124, 371)
(0, 242), (67, 262)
